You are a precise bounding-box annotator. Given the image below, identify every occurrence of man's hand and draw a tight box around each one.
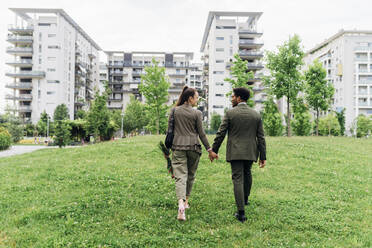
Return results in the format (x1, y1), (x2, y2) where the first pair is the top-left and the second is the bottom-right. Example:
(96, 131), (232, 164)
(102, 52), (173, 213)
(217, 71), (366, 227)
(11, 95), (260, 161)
(208, 151), (218, 162)
(259, 160), (266, 168)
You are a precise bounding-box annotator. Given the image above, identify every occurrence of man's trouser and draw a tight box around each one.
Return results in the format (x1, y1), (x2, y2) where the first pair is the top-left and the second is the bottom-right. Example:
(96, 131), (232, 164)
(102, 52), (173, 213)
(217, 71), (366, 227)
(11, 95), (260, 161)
(172, 150), (200, 200)
(230, 160), (254, 211)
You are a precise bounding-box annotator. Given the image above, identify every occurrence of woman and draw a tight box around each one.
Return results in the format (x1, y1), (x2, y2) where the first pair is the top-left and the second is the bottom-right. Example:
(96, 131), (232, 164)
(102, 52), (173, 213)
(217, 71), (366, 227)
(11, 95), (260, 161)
(168, 86), (215, 221)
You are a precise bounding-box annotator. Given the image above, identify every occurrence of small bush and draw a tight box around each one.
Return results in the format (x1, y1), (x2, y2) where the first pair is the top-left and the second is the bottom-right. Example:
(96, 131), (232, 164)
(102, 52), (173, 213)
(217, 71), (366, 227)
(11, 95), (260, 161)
(0, 127), (12, 150)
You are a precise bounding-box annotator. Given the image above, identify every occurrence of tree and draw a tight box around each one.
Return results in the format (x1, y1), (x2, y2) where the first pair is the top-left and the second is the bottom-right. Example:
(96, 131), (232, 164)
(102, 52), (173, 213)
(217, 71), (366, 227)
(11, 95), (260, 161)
(86, 90), (111, 141)
(37, 111), (50, 136)
(318, 113), (340, 136)
(2, 114), (24, 142)
(292, 97), (312, 136)
(335, 108), (346, 136)
(54, 120), (71, 148)
(54, 104), (69, 121)
(224, 54), (255, 107)
(122, 96), (148, 135)
(353, 114), (372, 138)
(139, 58), (170, 134)
(262, 96), (284, 136)
(75, 109), (87, 120)
(0, 127), (12, 150)
(304, 60), (335, 136)
(210, 112), (222, 132)
(264, 34), (305, 137)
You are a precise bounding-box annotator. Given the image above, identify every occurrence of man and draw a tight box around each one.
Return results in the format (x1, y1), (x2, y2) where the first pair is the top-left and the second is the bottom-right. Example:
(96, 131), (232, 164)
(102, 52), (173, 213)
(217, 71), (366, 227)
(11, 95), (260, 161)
(210, 87), (266, 223)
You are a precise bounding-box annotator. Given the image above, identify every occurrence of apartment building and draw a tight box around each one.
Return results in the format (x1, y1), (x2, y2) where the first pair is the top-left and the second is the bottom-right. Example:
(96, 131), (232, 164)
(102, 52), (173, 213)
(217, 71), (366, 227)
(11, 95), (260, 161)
(5, 8), (101, 124)
(104, 51), (193, 111)
(200, 11), (265, 120)
(99, 62), (108, 94)
(304, 30), (372, 134)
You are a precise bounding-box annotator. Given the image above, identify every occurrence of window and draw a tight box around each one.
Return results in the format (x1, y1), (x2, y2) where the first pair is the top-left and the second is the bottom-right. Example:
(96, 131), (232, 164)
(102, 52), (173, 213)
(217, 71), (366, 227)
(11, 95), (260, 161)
(213, 105), (224, 109)
(216, 82), (224, 86)
(47, 80), (60, 83)
(47, 68), (56, 72)
(38, 23), (51, 26)
(47, 91), (55, 95)
(216, 37), (224, 40)
(47, 57), (56, 61)
(48, 45), (59, 49)
(216, 26), (236, 29)
(39, 44), (42, 53)
(230, 35), (233, 45)
(213, 71), (224, 75)
(39, 58), (42, 64)
(216, 60), (224, 63)
(39, 32), (42, 41)
(38, 90), (41, 99)
(216, 48), (224, 52)
(216, 94), (224, 97)
(48, 34), (56, 37)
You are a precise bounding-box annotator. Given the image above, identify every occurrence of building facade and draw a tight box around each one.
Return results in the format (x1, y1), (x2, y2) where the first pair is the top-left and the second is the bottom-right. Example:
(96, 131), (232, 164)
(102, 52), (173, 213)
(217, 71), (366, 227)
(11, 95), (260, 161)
(5, 8), (101, 124)
(304, 30), (372, 134)
(200, 11), (265, 120)
(104, 51), (193, 111)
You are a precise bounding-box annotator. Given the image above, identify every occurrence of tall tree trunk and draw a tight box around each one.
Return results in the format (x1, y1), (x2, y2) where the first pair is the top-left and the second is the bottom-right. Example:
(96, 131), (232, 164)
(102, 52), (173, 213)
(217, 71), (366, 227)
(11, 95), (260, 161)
(287, 96), (291, 137)
(316, 109), (319, 136)
(156, 116), (159, 135)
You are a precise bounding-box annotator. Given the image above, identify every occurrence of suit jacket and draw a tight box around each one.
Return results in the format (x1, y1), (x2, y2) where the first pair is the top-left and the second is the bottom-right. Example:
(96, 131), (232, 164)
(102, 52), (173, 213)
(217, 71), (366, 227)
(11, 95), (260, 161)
(169, 103), (210, 153)
(212, 103), (266, 162)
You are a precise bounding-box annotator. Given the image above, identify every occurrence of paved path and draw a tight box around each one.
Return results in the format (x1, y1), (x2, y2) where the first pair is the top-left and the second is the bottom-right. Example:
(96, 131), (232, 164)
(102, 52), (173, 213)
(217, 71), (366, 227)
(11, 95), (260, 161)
(0, 145), (54, 158)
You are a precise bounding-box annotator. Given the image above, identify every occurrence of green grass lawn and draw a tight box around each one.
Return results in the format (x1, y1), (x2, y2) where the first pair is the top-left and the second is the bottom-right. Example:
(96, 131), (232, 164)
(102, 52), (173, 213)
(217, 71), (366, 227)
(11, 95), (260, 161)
(0, 136), (371, 247)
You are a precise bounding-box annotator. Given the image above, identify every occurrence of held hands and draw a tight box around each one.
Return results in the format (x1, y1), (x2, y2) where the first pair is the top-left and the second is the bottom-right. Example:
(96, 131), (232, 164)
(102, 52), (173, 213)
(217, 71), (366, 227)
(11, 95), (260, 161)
(208, 151), (218, 162)
(259, 160), (266, 168)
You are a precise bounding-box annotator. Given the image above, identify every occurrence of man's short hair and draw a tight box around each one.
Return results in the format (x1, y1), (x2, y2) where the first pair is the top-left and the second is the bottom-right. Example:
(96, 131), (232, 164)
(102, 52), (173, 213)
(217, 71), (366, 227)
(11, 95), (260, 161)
(233, 87), (250, 101)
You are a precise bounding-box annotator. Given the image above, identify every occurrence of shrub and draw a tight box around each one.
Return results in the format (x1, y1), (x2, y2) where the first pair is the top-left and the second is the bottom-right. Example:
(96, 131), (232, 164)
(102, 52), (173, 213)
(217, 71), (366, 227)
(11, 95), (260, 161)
(0, 127), (12, 150)
(318, 114), (340, 136)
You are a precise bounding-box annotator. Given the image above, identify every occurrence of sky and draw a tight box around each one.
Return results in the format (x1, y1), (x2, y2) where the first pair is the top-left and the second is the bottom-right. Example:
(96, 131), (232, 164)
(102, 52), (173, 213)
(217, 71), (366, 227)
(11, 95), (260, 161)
(1, 0), (372, 112)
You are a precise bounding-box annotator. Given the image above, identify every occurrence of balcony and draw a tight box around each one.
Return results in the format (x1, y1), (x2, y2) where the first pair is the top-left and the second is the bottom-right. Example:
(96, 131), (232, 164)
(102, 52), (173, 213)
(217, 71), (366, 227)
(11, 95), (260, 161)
(168, 88), (183, 93)
(6, 70), (45, 78)
(8, 25), (34, 34)
(5, 83), (32, 89)
(358, 68), (369, 73)
(168, 73), (186, 77)
(239, 50), (264, 59)
(108, 98), (123, 102)
(239, 40), (264, 49)
(247, 62), (264, 70)
(6, 59), (33, 67)
(6, 46), (33, 56)
(358, 79), (372, 84)
(7, 35), (33, 44)
(238, 29), (263, 38)
(132, 71), (144, 76)
(354, 46), (372, 51)
(173, 82), (186, 86)
(5, 94), (32, 101)
(88, 53), (96, 59)
(247, 77), (261, 83)
(18, 106), (32, 112)
(108, 62), (124, 68)
(355, 57), (368, 62)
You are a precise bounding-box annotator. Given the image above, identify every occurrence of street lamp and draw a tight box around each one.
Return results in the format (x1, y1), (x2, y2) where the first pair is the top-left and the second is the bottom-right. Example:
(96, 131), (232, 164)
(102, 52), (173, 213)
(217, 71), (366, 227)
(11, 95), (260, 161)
(121, 112), (124, 138)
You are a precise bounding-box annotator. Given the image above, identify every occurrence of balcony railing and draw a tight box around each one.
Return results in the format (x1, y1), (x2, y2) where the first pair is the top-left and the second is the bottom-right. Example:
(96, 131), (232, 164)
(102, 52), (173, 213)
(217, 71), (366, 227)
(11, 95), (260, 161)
(239, 51), (264, 57)
(355, 57), (368, 61)
(359, 68), (369, 73)
(168, 73), (186, 77)
(354, 46), (372, 51)
(18, 106), (32, 112)
(8, 24), (34, 33)
(247, 62), (264, 69)
(5, 94), (32, 101)
(6, 46), (33, 54)
(5, 83), (33, 89)
(6, 59), (33, 66)
(6, 71), (45, 78)
(359, 79), (372, 84)
(239, 40), (264, 46)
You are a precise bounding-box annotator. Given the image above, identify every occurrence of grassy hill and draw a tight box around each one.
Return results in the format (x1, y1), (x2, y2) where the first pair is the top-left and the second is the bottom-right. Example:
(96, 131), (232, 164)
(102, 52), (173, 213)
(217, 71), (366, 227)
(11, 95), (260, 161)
(0, 136), (371, 247)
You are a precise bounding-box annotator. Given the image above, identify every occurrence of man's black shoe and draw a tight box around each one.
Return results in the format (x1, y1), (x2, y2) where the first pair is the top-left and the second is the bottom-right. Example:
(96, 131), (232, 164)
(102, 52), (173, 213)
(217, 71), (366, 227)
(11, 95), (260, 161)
(234, 212), (247, 223)
(244, 197), (250, 205)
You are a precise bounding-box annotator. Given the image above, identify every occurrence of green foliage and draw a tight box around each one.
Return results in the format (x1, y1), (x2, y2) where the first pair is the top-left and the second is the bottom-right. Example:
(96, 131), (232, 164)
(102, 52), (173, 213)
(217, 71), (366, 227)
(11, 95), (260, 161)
(264, 34), (305, 136)
(139, 58), (170, 134)
(0, 136), (371, 247)
(53, 104), (69, 121)
(292, 98), (312, 136)
(37, 111), (53, 136)
(304, 60), (335, 135)
(318, 113), (341, 136)
(123, 96), (149, 134)
(1, 114), (24, 142)
(224, 54), (255, 107)
(65, 119), (88, 141)
(210, 112), (222, 132)
(25, 123), (37, 137)
(86, 90), (111, 141)
(353, 114), (372, 138)
(0, 126), (12, 150)
(54, 120), (71, 148)
(75, 109), (87, 120)
(262, 97), (284, 136)
(335, 108), (346, 136)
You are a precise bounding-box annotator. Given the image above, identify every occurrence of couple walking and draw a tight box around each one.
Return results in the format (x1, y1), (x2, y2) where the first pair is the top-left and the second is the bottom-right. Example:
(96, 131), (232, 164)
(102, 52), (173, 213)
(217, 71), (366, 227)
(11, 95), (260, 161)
(167, 86), (266, 222)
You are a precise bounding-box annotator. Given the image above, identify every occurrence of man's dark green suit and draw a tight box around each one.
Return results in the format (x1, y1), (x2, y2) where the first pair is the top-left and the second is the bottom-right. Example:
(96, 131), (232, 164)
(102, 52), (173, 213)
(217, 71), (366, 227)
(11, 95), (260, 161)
(212, 102), (266, 214)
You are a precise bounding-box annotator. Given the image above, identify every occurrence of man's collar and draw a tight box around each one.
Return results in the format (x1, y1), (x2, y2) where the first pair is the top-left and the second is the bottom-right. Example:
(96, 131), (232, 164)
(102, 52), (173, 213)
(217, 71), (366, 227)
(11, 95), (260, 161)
(238, 102), (247, 106)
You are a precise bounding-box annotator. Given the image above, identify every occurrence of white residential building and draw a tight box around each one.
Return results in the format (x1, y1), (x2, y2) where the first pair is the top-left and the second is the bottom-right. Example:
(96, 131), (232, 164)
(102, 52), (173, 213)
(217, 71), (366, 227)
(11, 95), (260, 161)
(189, 62), (208, 120)
(99, 62), (108, 94)
(304, 30), (372, 134)
(5, 8), (101, 123)
(104, 51), (193, 111)
(200, 11), (265, 120)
